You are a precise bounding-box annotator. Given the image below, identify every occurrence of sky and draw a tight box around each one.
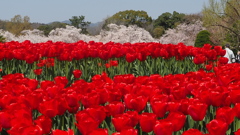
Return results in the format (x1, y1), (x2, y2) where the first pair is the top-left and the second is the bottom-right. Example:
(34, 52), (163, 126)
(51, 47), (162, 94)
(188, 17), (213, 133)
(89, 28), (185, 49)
(1, 0), (211, 24)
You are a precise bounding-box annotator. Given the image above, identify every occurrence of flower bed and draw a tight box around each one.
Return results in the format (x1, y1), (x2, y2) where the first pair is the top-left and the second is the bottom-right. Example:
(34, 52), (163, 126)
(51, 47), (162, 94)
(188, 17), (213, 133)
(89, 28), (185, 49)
(0, 40), (237, 135)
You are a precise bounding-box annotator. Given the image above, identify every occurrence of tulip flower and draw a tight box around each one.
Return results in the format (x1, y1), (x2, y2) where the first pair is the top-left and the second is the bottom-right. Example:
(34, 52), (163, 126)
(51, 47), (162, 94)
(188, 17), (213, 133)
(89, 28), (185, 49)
(81, 91), (100, 108)
(218, 57), (229, 65)
(54, 76), (68, 87)
(154, 120), (173, 135)
(193, 54), (206, 64)
(205, 64), (212, 71)
(112, 115), (132, 132)
(124, 94), (148, 112)
(234, 103), (240, 119)
(188, 102), (208, 121)
(124, 111), (139, 127)
(85, 106), (106, 125)
(105, 63), (111, 68)
(112, 128), (138, 135)
(34, 115), (52, 134)
(150, 100), (168, 118)
(0, 112), (12, 129)
(125, 53), (136, 63)
(88, 128), (108, 135)
(182, 129), (204, 135)
(75, 111), (99, 135)
(216, 107), (235, 125)
(110, 60), (118, 66)
(139, 112), (156, 133)
(38, 99), (59, 118)
(235, 129), (240, 135)
(33, 69), (42, 75)
(105, 101), (125, 117)
(73, 69), (82, 78)
(166, 112), (186, 132)
(51, 129), (74, 135)
(206, 119), (228, 135)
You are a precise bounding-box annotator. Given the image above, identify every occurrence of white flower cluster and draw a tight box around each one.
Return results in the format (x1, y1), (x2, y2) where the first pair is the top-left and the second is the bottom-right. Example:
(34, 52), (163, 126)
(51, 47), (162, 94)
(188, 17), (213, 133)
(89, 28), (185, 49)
(0, 21), (204, 45)
(99, 24), (157, 43)
(160, 20), (205, 46)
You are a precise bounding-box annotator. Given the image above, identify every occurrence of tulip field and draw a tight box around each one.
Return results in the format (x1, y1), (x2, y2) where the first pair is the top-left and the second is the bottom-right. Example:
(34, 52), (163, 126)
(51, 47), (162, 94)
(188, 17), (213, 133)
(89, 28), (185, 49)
(1, 40), (240, 135)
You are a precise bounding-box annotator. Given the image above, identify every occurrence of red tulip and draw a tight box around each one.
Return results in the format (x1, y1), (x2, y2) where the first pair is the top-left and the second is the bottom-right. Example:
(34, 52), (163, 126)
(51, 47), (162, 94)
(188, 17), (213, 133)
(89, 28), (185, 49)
(75, 111), (99, 135)
(33, 69), (42, 75)
(37, 61), (45, 67)
(216, 107), (235, 125)
(154, 120), (173, 135)
(39, 99), (59, 118)
(188, 102), (208, 121)
(206, 119), (228, 135)
(8, 109), (39, 135)
(214, 46), (225, 56)
(125, 53), (136, 63)
(26, 78), (39, 90)
(113, 74), (135, 84)
(159, 48), (170, 59)
(230, 90), (240, 104)
(73, 69), (82, 78)
(167, 101), (180, 112)
(209, 91), (229, 107)
(218, 57), (228, 65)
(124, 111), (139, 127)
(85, 106), (106, 125)
(235, 129), (240, 135)
(193, 54), (206, 64)
(105, 63), (111, 68)
(45, 58), (55, 67)
(8, 125), (43, 135)
(105, 101), (125, 117)
(124, 94), (148, 112)
(88, 128), (108, 135)
(95, 88), (109, 104)
(137, 52), (147, 61)
(139, 112), (156, 133)
(112, 128), (138, 135)
(234, 103), (240, 119)
(34, 115), (52, 134)
(56, 97), (69, 115)
(0, 111), (12, 129)
(205, 64), (212, 71)
(178, 99), (190, 115)
(166, 112), (186, 132)
(112, 115), (132, 132)
(51, 129), (74, 135)
(65, 92), (80, 108)
(150, 100), (168, 118)
(40, 80), (55, 90)
(182, 129), (204, 135)
(54, 76), (68, 88)
(110, 60), (118, 66)
(81, 91), (100, 108)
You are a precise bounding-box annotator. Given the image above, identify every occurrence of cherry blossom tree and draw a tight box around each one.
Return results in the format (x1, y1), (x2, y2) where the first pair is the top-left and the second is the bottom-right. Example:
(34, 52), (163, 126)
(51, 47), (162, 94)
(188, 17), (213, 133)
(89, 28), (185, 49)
(0, 21), (204, 45)
(159, 20), (205, 46)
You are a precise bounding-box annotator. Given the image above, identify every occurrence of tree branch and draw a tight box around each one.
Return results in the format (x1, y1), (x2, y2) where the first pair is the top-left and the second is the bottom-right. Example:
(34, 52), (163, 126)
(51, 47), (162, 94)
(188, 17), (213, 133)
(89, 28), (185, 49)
(226, 1), (240, 19)
(211, 24), (239, 36)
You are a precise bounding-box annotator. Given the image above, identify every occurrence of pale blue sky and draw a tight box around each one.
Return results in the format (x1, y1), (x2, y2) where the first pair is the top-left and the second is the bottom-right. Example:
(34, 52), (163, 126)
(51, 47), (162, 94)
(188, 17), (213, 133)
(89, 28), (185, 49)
(1, 0), (211, 24)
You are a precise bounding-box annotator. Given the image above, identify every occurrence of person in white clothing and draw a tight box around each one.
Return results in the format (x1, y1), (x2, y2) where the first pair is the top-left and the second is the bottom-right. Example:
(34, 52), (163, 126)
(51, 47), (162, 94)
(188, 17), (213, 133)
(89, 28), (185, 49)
(224, 44), (235, 63)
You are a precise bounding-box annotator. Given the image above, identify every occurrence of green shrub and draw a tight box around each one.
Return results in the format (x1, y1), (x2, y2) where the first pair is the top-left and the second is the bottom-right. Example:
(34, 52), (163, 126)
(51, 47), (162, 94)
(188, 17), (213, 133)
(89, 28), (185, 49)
(194, 30), (212, 47)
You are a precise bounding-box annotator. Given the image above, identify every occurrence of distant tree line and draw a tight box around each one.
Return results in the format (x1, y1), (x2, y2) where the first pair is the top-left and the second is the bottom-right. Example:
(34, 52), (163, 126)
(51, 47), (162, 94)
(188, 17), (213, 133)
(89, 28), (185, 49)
(0, 11), (201, 38)
(0, 0), (239, 49)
